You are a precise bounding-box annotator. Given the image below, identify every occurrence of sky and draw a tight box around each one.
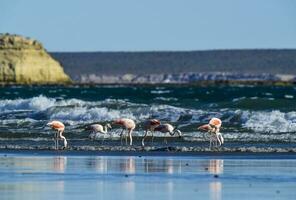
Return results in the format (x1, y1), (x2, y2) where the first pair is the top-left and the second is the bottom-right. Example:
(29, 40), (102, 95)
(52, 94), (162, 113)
(0, 0), (296, 52)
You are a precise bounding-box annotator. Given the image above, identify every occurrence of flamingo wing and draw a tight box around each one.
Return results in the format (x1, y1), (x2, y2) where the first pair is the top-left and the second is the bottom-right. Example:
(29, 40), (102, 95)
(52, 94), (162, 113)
(198, 124), (210, 131)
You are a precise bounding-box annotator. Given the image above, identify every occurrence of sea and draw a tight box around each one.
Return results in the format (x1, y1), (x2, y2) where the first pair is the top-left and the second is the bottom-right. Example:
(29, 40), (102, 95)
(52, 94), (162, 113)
(0, 84), (296, 151)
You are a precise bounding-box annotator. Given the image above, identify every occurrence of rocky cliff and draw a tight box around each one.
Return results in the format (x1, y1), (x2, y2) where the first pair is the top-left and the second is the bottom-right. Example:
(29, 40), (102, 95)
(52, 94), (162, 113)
(0, 34), (71, 84)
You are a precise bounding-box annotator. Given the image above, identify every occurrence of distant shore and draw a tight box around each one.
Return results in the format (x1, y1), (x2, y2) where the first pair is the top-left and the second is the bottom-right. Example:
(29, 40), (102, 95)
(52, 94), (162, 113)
(76, 72), (296, 85)
(51, 49), (296, 84)
(1, 75), (296, 86)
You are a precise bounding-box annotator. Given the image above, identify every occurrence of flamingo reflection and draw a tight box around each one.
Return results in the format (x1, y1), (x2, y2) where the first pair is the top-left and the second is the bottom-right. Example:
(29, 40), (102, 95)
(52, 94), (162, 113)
(53, 156), (67, 173)
(208, 160), (224, 200)
(53, 156), (67, 192)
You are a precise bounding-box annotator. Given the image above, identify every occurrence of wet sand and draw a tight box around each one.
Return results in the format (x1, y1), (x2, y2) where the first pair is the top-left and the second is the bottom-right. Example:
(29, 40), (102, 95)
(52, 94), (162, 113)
(0, 152), (296, 200)
(1, 138), (296, 153)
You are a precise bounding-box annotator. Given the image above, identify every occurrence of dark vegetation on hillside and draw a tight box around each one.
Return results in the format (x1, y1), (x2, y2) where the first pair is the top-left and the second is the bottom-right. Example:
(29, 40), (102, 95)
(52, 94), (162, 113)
(51, 50), (296, 79)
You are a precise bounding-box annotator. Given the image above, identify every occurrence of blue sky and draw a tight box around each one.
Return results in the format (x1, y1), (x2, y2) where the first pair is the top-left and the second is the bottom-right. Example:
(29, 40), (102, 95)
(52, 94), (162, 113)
(1, 0), (296, 51)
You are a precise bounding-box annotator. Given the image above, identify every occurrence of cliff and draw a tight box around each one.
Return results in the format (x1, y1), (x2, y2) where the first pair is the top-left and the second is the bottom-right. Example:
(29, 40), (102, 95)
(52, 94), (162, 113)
(0, 34), (71, 84)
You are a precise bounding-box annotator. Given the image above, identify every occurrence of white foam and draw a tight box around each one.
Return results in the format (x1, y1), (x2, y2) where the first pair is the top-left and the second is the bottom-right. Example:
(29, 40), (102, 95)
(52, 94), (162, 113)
(50, 107), (136, 124)
(154, 97), (178, 101)
(242, 110), (296, 133)
(284, 95), (294, 99)
(1, 96), (296, 135)
(0, 95), (105, 113)
(0, 95), (56, 112)
(150, 90), (171, 94)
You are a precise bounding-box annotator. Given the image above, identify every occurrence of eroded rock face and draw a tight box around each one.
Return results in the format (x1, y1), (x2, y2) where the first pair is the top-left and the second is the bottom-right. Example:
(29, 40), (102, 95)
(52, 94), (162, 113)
(0, 34), (71, 84)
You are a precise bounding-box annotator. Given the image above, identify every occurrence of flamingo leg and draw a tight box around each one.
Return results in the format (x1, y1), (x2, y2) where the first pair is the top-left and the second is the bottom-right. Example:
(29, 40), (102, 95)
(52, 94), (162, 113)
(213, 135), (218, 147)
(55, 131), (59, 150)
(220, 134), (224, 145)
(58, 130), (67, 149)
(128, 129), (133, 146)
(125, 130), (128, 145)
(142, 130), (148, 147)
(151, 131), (154, 145)
(217, 133), (224, 146)
(209, 136), (213, 149)
(53, 132), (56, 150)
(101, 134), (105, 145)
(120, 129), (124, 145)
(216, 134), (221, 146)
(163, 134), (168, 145)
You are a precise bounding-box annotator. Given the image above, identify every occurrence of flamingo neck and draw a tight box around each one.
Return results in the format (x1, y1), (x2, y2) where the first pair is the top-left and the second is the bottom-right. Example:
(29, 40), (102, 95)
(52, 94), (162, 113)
(169, 130), (175, 136)
(102, 125), (109, 134)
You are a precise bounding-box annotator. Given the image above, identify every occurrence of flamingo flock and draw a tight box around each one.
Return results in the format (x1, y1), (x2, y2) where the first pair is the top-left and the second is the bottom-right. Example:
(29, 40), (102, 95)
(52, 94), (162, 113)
(46, 117), (224, 150)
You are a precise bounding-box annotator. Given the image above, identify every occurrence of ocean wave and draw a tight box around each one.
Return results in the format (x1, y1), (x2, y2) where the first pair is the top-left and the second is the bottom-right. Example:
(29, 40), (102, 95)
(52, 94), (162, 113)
(0, 95), (92, 112)
(241, 110), (296, 133)
(1, 96), (296, 136)
(50, 107), (136, 124)
(0, 96), (56, 112)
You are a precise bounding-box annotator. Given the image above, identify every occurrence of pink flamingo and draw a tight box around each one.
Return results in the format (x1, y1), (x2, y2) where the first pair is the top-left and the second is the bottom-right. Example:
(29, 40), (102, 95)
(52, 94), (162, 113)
(198, 117), (224, 147)
(142, 119), (161, 146)
(88, 123), (112, 142)
(154, 123), (182, 144)
(113, 118), (136, 146)
(46, 120), (67, 150)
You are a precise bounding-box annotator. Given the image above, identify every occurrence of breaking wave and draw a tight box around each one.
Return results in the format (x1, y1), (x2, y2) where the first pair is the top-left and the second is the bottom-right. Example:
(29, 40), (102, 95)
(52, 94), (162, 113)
(241, 110), (296, 133)
(0, 95), (296, 141)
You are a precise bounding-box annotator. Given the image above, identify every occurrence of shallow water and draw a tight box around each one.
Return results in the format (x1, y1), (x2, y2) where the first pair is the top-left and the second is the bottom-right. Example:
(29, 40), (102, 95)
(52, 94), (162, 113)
(0, 153), (295, 200)
(1, 85), (296, 151)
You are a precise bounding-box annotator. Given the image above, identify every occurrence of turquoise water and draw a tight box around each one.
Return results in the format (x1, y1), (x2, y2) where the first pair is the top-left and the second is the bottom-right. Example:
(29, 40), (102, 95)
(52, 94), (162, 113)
(0, 85), (296, 150)
(0, 153), (295, 200)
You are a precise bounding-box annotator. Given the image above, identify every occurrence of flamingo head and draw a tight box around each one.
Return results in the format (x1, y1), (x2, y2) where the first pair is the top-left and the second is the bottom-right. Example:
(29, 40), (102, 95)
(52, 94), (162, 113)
(46, 122), (55, 129)
(106, 123), (112, 129)
(174, 129), (182, 138)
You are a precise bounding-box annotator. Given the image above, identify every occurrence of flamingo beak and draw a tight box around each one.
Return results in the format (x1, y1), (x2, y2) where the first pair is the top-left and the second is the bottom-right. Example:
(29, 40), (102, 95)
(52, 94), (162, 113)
(178, 130), (182, 138)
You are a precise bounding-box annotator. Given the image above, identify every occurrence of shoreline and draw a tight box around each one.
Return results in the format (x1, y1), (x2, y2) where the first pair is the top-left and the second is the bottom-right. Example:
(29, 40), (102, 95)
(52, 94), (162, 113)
(1, 149), (296, 159)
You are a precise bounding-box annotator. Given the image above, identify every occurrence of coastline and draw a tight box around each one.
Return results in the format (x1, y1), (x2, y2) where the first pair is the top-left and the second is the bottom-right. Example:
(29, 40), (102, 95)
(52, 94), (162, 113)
(1, 143), (296, 154)
(1, 149), (296, 159)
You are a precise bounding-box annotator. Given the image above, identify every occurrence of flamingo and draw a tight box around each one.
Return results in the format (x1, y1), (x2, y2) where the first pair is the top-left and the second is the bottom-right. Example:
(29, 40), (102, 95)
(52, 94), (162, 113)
(113, 118), (136, 146)
(198, 117), (224, 148)
(46, 120), (67, 150)
(141, 119), (161, 146)
(153, 123), (182, 144)
(88, 123), (112, 142)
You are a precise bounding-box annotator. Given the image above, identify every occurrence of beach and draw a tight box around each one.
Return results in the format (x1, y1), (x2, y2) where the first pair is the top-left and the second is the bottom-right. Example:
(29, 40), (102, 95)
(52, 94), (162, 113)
(1, 1), (296, 199)
(1, 85), (296, 199)
(0, 151), (296, 200)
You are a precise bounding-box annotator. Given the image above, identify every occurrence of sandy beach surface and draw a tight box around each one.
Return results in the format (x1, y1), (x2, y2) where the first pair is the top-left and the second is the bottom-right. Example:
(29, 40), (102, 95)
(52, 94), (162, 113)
(0, 151), (295, 200)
